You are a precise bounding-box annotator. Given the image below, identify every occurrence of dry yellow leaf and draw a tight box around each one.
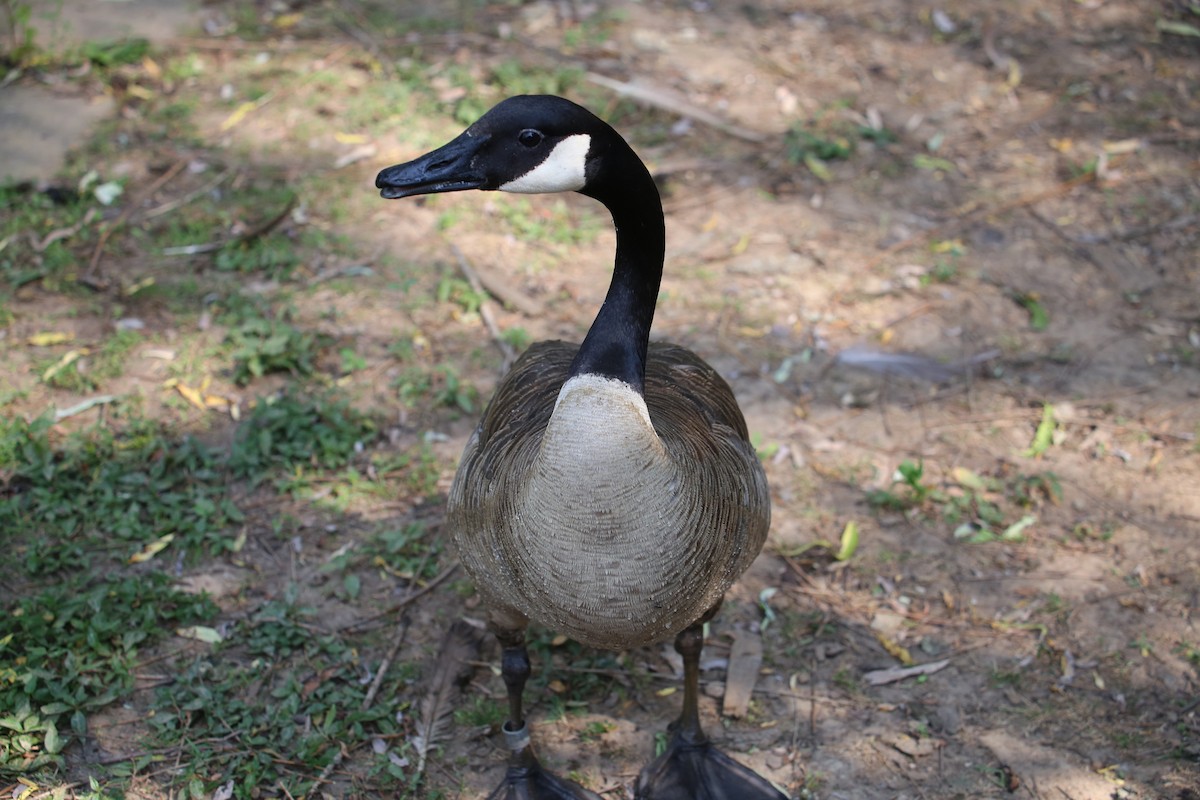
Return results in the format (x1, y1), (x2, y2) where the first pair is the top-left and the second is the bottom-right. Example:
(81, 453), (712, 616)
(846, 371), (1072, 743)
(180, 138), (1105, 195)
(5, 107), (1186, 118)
(42, 349), (89, 382)
(129, 533), (174, 564)
(176, 383), (207, 410)
(1102, 138), (1142, 155)
(548, 680), (567, 693)
(730, 233), (751, 256)
(28, 331), (74, 346)
(655, 686), (677, 697)
(875, 631), (914, 666)
(220, 101), (259, 132)
(1006, 60), (1022, 89)
(273, 12), (303, 29)
(124, 276), (156, 296)
(335, 132), (368, 144)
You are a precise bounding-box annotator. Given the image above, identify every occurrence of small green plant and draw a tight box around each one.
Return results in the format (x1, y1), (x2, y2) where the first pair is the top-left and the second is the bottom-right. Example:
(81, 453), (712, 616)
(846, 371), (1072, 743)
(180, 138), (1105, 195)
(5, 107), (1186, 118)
(832, 667), (858, 694)
(493, 197), (601, 246)
(0, 180), (100, 288)
(0, 574), (218, 774)
(0, 411), (243, 574)
(80, 37), (150, 68)
(213, 234), (301, 278)
(578, 719), (615, 742)
(866, 460), (1062, 544)
(436, 275), (487, 315)
(228, 391), (378, 484)
(394, 364), (477, 413)
(220, 299), (328, 384)
(1, 0), (39, 70)
(453, 694), (506, 730)
(783, 109), (894, 180)
(490, 60), (582, 97)
(866, 460), (932, 511)
(149, 596), (407, 798)
(500, 327), (532, 352)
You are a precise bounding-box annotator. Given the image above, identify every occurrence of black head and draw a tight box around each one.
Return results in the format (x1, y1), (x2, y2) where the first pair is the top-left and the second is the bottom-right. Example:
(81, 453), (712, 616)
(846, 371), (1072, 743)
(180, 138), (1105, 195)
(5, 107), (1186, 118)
(376, 95), (621, 200)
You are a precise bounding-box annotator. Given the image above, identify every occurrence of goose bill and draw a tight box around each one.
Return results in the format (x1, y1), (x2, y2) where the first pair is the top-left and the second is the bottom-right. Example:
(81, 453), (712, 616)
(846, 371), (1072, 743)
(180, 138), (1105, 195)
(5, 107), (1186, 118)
(375, 132), (487, 199)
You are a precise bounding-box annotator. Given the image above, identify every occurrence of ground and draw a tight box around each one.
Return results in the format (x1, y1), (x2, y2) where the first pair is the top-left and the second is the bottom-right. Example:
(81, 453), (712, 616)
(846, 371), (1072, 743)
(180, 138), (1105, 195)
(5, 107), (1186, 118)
(1, 1), (1198, 799)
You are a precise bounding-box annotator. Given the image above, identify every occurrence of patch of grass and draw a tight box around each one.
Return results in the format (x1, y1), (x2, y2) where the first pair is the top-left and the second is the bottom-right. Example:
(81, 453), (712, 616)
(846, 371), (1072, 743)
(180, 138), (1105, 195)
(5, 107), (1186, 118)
(0, 574), (218, 775)
(866, 459), (932, 511)
(988, 667), (1023, 688)
(784, 107), (896, 180)
(39, 329), (142, 391)
(1, 0), (40, 71)
(148, 587), (410, 798)
(527, 630), (628, 712)
(0, 410), (243, 575)
(218, 297), (329, 384)
(493, 197), (602, 247)
(578, 719), (615, 742)
(865, 461), (1062, 543)
(0, 180), (100, 289)
(490, 59), (582, 98)
(453, 694), (506, 730)
(500, 327), (531, 352)
(436, 275), (487, 315)
(832, 667), (859, 694)
(213, 233), (301, 278)
(394, 363), (477, 414)
(228, 390), (378, 485)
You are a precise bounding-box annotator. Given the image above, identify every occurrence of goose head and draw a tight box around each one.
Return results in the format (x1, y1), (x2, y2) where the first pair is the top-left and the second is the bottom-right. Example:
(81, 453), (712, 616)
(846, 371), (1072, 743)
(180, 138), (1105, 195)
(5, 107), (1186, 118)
(377, 94), (665, 392)
(375, 95), (617, 200)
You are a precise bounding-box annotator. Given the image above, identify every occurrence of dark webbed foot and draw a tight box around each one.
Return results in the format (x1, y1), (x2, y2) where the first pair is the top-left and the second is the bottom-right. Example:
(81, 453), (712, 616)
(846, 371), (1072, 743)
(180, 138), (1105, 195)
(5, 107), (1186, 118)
(487, 723), (601, 800)
(635, 620), (787, 800)
(635, 731), (786, 800)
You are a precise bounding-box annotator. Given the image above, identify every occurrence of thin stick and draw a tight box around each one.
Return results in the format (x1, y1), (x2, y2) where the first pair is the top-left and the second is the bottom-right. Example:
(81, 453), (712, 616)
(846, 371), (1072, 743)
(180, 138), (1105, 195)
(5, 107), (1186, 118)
(82, 156), (190, 286)
(313, 616), (413, 787)
(450, 244), (517, 370)
(861, 171), (1098, 271)
(339, 563), (459, 632)
(585, 72), (769, 143)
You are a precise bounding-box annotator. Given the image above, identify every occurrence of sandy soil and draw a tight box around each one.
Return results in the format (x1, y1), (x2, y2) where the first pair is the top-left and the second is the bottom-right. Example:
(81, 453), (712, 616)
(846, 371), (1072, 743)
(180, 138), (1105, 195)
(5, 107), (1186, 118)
(2, 1), (1198, 798)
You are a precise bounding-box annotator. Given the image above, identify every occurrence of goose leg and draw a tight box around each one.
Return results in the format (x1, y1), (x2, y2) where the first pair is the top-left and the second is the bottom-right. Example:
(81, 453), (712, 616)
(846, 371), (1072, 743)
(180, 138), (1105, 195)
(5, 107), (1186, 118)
(635, 621), (787, 800)
(487, 630), (601, 800)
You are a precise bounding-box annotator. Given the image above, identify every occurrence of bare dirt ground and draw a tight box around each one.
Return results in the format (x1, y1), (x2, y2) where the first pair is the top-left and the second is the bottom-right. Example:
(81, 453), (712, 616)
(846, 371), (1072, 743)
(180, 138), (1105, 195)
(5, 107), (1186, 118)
(3, 1), (1199, 798)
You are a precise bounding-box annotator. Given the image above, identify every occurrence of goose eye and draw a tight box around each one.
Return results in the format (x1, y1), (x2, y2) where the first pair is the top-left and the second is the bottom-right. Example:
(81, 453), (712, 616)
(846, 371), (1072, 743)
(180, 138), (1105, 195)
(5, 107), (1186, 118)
(518, 129), (544, 148)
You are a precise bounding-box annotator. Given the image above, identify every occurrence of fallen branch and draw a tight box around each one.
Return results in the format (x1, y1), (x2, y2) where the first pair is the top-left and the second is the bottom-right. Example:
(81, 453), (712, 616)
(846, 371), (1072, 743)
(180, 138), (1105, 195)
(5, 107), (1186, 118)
(339, 563), (459, 633)
(862, 659), (951, 686)
(451, 244), (517, 370)
(585, 72), (769, 144)
(862, 171), (1097, 271)
(82, 156), (190, 287)
(30, 207), (98, 252)
(161, 192), (297, 257)
(313, 616), (413, 787)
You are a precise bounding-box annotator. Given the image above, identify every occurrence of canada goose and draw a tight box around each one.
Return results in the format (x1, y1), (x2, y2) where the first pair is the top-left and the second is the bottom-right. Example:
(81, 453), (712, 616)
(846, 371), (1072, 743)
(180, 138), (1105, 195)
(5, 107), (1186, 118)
(377, 95), (784, 800)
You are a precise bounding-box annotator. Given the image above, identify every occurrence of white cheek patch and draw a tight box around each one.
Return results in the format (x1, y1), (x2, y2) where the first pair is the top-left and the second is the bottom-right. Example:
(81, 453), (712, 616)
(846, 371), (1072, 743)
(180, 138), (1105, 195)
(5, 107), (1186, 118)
(500, 134), (590, 193)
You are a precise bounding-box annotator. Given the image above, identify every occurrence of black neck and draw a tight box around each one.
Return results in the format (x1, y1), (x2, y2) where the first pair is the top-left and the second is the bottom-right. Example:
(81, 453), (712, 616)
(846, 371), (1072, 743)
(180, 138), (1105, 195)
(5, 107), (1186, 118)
(570, 147), (665, 394)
